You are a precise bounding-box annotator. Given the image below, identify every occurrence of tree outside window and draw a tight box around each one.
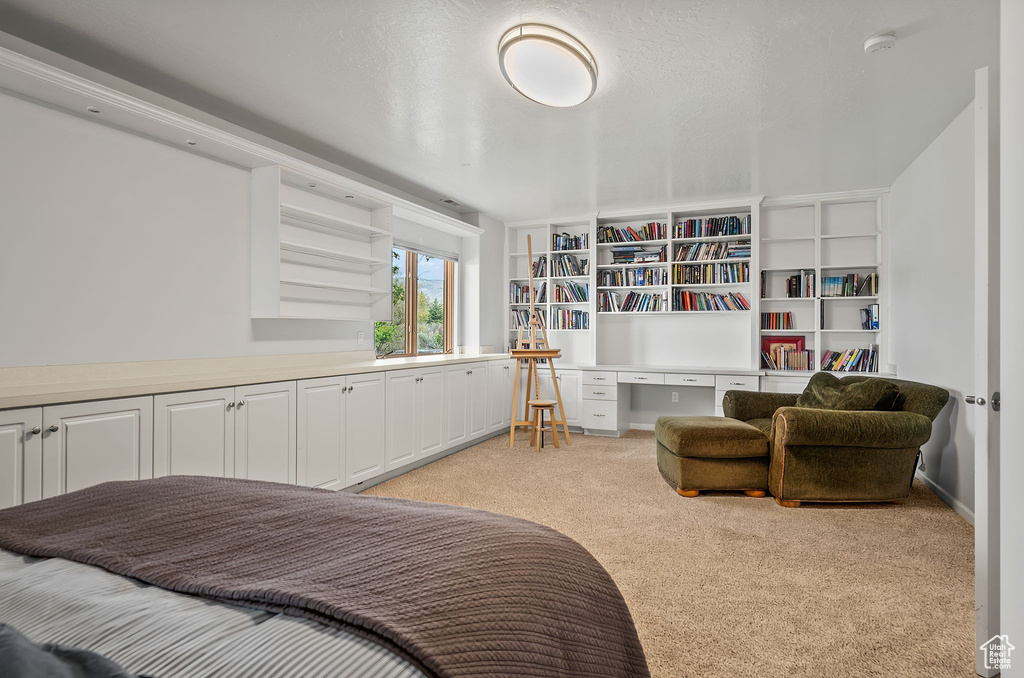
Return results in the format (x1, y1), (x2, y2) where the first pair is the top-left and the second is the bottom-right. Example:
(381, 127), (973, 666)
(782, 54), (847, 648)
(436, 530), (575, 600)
(375, 248), (454, 357)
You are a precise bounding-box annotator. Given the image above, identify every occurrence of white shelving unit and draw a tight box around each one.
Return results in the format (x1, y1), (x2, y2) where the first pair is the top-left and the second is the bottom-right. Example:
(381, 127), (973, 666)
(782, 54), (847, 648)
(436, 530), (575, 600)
(758, 191), (888, 375)
(251, 166), (394, 321)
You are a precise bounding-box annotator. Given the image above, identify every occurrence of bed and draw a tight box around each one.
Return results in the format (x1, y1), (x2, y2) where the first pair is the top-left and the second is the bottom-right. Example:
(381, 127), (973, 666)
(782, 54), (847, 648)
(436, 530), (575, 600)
(0, 477), (649, 678)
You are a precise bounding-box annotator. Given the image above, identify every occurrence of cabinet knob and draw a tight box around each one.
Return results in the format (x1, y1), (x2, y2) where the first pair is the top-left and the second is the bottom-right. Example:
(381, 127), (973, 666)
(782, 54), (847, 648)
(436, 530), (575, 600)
(48, 424), (59, 433)
(28, 426), (41, 435)
(237, 400), (245, 407)
(466, 369), (472, 374)
(227, 402), (235, 409)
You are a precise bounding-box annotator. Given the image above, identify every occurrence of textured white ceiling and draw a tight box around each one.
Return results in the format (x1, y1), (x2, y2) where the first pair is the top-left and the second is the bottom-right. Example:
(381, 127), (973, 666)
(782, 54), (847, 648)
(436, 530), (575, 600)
(0, 0), (998, 221)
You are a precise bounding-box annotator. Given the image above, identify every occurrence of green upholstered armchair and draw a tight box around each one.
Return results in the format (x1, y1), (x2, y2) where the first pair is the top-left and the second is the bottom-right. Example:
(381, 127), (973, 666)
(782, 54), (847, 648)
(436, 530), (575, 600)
(722, 377), (949, 507)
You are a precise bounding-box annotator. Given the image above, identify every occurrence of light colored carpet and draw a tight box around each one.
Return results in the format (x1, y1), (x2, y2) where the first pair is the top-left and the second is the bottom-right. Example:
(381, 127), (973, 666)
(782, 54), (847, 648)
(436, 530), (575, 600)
(364, 430), (974, 677)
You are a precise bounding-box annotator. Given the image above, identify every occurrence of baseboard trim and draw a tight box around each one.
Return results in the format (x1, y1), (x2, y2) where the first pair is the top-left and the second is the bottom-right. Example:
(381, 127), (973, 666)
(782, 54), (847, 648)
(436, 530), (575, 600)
(915, 471), (974, 524)
(629, 423), (656, 431)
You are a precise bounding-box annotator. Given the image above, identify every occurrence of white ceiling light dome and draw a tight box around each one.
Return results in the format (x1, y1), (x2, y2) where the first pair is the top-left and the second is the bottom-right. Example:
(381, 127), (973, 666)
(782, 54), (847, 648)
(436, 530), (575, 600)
(498, 24), (598, 107)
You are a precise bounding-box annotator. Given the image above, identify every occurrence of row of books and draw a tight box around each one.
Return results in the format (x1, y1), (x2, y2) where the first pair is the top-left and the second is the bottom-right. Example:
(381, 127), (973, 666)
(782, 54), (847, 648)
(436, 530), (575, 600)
(821, 345), (878, 372)
(609, 245), (667, 264)
(599, 267), (667, 287)
(550, 308), (590, 330)
(672, 291), (750, 312)
(761, 349), (813, 371)
(531, 257), (547, 278)
(598, 221), (667, 243)
(786, 270), (815, 298)
(509, 281), (545, 304)
(821, 273), (879, 297)
(673, 215), (751, 239)
(553, 254), (589, 277)
(552, 232), (589, 251)
(860, 304), (880, 330)
(510, 309), (547, 329)
(761, 312), (794, 330)
(598, 290), (666, 312)
(673, 262), (749, 285)
(553, 281), (589, 303)
(672, 241), (750, 262)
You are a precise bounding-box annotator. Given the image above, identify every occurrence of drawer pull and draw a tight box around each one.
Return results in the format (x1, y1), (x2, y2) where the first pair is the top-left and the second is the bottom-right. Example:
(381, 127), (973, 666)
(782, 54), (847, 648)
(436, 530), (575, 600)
(729, 382), (746, 386)
(684, 378), (696, 382)
(593, 413), (606, 418)
(593, 391), (605, 395)
(593, 377), (606, 381)
(636, 377), (647, 380)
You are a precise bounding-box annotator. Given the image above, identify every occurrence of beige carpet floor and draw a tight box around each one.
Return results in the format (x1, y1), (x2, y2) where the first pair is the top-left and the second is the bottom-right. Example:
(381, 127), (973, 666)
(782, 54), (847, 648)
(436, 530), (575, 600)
(364, 430), (975, 678)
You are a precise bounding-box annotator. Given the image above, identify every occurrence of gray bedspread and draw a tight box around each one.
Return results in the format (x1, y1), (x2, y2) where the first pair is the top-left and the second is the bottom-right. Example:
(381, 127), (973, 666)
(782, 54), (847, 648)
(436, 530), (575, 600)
(0, 549), (424, 677)
(0, 477), (649, 678)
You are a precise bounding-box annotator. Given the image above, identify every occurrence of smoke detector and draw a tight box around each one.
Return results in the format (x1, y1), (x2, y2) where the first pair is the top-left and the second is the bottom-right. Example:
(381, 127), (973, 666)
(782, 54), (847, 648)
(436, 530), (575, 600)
(864, 33), (896, 54)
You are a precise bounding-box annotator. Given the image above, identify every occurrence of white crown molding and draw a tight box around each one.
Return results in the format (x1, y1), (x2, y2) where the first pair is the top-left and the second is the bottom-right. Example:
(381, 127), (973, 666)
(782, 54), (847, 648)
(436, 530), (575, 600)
(761, 187), (890, 208)
(0, 42), (483, 238)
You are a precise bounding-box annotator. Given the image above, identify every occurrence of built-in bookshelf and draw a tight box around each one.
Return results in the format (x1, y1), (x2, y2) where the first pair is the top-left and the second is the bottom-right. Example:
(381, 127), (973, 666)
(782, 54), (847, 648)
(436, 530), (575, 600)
(758, 194), (887, 374)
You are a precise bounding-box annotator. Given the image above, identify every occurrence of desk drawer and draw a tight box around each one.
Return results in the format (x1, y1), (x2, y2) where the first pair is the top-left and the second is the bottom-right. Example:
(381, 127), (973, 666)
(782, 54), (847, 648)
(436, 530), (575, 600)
(617, 372), (665, 385)
(583, 385), (617, 401)
(582, 399), (618, 429)
(583, 371), (616, 385)
(664, 373), (715, 387)
(715, 375), (759, 392)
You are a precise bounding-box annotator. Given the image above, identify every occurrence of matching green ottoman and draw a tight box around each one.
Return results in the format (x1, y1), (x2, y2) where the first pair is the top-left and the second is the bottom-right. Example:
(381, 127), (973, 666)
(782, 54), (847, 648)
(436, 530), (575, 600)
(655, 416), (770, 497)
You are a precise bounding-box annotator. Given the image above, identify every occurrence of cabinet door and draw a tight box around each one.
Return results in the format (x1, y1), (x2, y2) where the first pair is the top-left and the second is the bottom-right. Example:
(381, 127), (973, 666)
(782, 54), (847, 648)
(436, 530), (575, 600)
(154, 389), (234, 479)
(42, 397), (153, 498)
(234, 382), (296, 485)
(385, 370), (419, 472)
(346, 372), (386, 484)
(467, 363), (488, 439)
(557, 371), (581, 426)
(444, 366), (468, 447)
(297, 377), (345, 490)
(0, 408), (42, 509)
(486, 362), (507, 433)
(418, 367), (445, 456)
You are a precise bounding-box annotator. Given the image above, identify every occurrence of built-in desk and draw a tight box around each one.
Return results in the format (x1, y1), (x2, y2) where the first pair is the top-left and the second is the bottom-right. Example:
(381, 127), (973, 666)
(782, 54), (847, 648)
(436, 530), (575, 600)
(574, 365), (764, 436)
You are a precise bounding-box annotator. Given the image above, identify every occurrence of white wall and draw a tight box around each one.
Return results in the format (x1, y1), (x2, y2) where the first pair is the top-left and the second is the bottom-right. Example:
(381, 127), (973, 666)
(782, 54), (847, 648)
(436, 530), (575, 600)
(889, 103), (975, 516)
(458, 212), (505, 352)
(1001, 0), (1023, 666)
(0, 91), (370, 367)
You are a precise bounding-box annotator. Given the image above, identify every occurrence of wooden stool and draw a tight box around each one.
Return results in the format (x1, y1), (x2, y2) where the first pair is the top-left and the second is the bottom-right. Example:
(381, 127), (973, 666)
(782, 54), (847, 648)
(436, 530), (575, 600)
(529, 400), (559, 451)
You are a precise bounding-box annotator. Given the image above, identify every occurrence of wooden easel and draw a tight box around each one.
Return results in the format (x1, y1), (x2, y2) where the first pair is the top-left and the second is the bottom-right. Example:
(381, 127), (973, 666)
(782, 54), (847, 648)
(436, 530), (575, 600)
(509, 235), (571, 446)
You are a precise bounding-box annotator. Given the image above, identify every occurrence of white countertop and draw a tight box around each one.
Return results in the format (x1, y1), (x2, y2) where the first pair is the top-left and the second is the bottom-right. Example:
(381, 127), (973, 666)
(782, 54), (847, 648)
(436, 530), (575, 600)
(0, 351), (510, 410)
(578, 364), (764, 376)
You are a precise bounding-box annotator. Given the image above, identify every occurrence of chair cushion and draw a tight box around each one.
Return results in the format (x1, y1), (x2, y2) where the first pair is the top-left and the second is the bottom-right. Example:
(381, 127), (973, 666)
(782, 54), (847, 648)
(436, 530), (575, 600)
(655, 416), (769, 458)
(795, 372), (899, 411)
(746, 418), (772, 437)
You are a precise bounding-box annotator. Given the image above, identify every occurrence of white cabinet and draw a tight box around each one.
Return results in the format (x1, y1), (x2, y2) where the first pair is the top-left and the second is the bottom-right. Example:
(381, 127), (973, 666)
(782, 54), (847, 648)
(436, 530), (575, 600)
(0, 408), (42, 509)
(387, 366), (445, 471)
(42, 397), (153, 499)
(154, 389), (235, 478)
(233, 382), (296, 484)
(487, 360), (514, 433)
(344, 372), (386, 485)
(537, 369), (582, 427)
(297, 377), (346, 490)
(445, 362), (487, 447)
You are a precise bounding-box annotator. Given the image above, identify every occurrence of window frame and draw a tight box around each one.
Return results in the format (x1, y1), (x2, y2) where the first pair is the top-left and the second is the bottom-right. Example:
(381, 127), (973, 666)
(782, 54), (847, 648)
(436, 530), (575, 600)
(376, 248), (455, 359)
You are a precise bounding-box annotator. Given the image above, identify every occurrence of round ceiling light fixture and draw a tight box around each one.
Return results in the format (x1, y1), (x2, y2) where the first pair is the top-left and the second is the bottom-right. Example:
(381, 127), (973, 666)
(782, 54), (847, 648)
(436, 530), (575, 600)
(498, 24), (597, 107)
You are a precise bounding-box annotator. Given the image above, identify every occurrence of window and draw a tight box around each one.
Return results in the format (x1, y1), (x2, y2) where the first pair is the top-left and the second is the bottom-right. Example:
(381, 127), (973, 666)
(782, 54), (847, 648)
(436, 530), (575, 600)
(375, 247), (455, 357)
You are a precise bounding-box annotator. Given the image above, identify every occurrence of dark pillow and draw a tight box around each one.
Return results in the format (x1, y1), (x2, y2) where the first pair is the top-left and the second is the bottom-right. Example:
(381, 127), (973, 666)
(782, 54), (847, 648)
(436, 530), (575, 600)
(795, 373), (899, 411)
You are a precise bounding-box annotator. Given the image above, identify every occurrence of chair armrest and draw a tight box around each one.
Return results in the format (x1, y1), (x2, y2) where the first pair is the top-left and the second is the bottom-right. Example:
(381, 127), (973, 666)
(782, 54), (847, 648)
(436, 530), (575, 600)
(773, 407), (933, 449)
(723, 391), (798, 421)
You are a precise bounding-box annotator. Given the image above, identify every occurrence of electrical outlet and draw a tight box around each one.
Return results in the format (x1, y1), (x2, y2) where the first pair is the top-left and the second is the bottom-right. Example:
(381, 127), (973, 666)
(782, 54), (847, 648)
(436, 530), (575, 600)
(357, 331), (365, 345)
(671, 391), (679, 403)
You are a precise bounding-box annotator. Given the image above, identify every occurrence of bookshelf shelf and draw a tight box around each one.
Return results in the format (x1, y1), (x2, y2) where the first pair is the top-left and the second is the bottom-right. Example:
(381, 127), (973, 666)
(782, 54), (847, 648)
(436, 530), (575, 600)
(672, 233), (753, 244)
(820, 295), (879, 301)
(820, 232), (881, 240)
(760, 297), (815, 302)
(597, 239), (669, 247)
(672, 282), (750, 288)
(820, 329), (881, 333)
(509, 250), (549, 257)
(672, 257), (751, 265)
(598, 285), (669, 290)
(820, 263), (880, 270)
(761, 329), (814, 334)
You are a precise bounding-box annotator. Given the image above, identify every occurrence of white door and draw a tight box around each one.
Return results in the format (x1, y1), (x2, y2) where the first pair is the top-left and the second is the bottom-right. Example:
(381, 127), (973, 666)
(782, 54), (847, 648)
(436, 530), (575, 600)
(234, 382), (296, 484)
(42, 397), (153, 498)
(154, 389), (234, 478)
(297, 377), (345, 490)
(0, 408), (42, 509)
(467, 363), (488, 438)
(973, 65), (1002, 676)
(445, 365), (468, 447)
(418, 367), (445, 456)
(346, 372), (386, 484)
(486, 361), (507, 433)
(385, 370), (419, 471)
